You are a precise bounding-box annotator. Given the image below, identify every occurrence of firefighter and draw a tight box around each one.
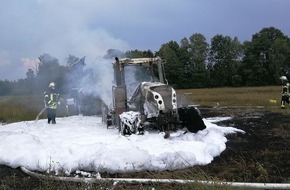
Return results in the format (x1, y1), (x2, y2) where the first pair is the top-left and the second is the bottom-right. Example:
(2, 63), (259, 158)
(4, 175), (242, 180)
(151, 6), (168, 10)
(280, 76), (290, 108)
(44, 82), (61, 124)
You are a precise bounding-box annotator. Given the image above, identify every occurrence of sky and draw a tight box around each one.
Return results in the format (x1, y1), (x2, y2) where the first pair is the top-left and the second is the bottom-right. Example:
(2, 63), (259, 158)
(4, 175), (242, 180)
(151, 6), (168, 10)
(0, 114), (244, 174)
(0, 0), (289, 81)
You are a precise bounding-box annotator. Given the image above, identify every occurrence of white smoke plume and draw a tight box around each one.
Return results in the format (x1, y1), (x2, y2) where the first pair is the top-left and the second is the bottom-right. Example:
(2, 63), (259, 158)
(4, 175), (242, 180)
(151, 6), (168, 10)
(21, 58), (40, 72)
(76, 57), (155, 108)
(79, 57), (114, 106)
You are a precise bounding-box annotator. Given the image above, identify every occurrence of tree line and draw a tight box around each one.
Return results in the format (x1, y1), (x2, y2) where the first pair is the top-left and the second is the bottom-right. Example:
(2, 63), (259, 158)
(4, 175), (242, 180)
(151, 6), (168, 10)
(159, 27), (290, 88)
(0, 26), (290, 96)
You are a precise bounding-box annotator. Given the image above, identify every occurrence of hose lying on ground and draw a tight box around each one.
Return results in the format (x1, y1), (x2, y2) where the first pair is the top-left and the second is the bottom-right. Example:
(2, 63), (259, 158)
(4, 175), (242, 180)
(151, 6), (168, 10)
(20, 166), (290, 189)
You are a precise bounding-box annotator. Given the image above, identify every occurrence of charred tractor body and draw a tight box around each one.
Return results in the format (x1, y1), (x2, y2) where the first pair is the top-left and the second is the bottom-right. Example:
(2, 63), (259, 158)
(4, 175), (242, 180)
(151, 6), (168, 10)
(103, 57), (206, 138)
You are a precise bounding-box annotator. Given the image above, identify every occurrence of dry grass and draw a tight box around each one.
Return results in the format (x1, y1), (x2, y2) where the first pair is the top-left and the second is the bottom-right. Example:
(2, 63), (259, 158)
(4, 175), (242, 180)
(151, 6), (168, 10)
(1, 86), (286, 124)
(177, 86), (290, 114)
(0, 95), (70, 124)
(0, 96), (42, 123)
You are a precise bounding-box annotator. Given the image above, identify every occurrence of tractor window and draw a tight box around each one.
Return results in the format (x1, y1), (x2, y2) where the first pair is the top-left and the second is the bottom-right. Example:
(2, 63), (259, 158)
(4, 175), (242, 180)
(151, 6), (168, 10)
(124, 66), (159, 98)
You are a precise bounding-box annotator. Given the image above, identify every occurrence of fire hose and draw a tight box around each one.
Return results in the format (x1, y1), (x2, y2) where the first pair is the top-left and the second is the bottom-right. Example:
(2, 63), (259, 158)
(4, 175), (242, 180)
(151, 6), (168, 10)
(20, 166), (290, 189)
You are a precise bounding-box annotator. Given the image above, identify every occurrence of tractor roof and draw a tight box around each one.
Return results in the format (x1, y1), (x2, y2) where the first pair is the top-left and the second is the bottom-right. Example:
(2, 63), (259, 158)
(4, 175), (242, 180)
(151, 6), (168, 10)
(116, 57), (163, 67)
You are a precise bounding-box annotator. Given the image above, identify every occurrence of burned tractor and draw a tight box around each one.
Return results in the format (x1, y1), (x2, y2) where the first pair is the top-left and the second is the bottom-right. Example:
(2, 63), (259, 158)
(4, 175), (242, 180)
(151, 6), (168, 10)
(103, 57), (206, 138)
(126, 81), (179, 137)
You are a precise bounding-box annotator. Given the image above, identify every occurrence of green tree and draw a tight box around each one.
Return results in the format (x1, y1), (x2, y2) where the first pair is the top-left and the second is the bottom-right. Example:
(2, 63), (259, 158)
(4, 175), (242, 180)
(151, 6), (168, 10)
(0, 80), (11, 95)
(26, 69), (35, 79)
(270, 38), (290, 81)
(36, 54), (66, 93)
(24, 69), (36, 94)
(65, 55), (85, 92)
(103, 49), (125, 59)
(188, 33), (209, 88)
(208, 35), (242, 87)
(242, 27), (290, 85)
(125, 50), (154, 58)
(158, 41), (185, 88)
(178, 40), (191, 88)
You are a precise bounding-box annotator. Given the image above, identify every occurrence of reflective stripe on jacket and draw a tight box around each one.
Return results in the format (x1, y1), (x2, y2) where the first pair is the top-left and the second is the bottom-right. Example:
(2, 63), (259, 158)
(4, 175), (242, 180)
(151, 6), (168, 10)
(44, 91), (59, 109)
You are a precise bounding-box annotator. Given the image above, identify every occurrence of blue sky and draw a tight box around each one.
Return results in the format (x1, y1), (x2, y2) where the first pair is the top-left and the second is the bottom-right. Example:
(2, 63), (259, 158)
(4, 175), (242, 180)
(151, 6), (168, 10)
(0, 0), (289, 80)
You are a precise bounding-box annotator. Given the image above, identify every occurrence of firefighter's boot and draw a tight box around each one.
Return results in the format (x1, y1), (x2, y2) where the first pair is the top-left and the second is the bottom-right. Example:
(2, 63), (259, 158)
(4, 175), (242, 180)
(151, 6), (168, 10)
(281, 101), (286, 108)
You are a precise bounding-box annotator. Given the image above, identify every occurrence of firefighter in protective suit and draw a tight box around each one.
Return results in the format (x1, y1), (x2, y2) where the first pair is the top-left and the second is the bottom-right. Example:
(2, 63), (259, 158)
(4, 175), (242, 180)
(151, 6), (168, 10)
(44, 82), (60, 124)
(280, 76), (290, 108)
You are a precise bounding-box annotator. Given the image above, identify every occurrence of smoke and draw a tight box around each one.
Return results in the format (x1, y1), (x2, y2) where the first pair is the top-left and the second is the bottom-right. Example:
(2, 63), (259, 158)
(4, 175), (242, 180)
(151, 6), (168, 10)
(0, 0), (130, 80)
(124, 66), (149, 98)
(78, 57), (114, 106)
(21, 58), (40, 72)
(75, 57), (155, 107)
